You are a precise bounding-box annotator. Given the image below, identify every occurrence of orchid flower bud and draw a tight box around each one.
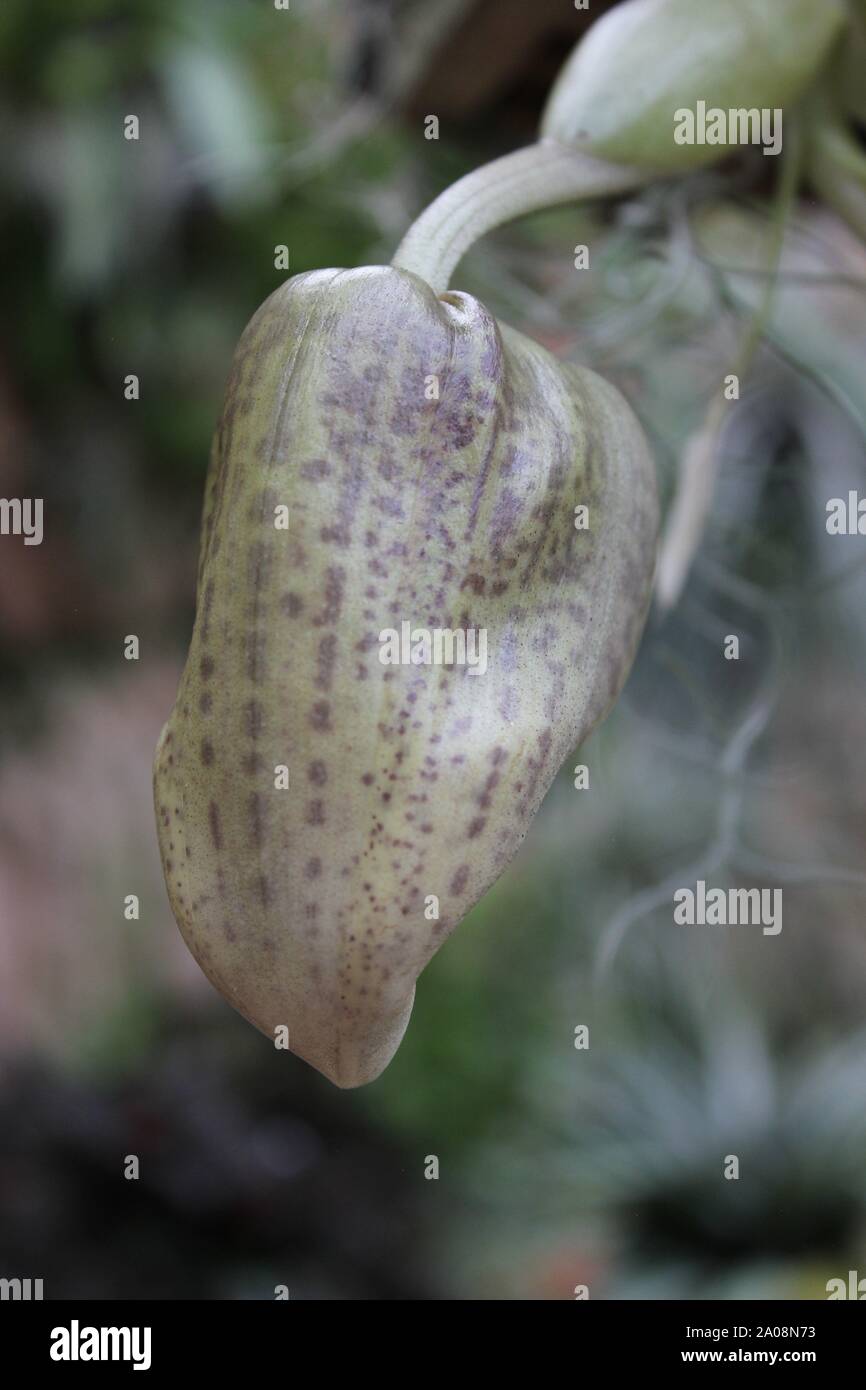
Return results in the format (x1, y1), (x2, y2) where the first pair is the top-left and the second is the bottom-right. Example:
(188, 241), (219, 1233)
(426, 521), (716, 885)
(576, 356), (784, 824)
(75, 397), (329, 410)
(154, 267), (658, 1086)
(541, 0), (847, 172)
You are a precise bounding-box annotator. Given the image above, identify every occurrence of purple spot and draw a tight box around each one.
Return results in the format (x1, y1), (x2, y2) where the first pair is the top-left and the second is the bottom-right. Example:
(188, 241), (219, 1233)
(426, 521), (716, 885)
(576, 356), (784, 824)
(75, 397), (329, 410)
(450, 864), (470, 895)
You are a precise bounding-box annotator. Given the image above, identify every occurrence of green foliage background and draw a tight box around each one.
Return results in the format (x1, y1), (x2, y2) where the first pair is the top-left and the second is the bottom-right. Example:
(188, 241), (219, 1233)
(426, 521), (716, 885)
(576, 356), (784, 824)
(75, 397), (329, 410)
(1, 0), (866, 1300)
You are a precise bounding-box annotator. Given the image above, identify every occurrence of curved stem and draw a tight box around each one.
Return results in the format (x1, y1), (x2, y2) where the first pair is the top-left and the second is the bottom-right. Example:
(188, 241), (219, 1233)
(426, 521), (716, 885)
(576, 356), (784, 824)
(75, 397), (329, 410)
(391, 139), (649, 293)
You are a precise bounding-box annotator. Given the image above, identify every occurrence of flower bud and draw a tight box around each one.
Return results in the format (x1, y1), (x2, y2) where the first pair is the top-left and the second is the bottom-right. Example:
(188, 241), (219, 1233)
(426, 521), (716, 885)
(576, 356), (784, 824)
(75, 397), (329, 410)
(541, 0), (846, 172)
(154, 267), (658, 1086)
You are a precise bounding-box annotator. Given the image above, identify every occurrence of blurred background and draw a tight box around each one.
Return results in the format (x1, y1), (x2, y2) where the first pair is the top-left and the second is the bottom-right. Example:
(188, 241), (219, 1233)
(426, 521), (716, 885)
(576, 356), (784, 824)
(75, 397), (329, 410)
(2, 0), (866, 1299)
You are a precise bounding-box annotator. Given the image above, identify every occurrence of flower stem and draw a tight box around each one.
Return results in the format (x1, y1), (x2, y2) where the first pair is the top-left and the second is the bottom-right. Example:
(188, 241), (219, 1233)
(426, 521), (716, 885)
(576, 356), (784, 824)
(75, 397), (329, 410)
(391, 139), (649, 293)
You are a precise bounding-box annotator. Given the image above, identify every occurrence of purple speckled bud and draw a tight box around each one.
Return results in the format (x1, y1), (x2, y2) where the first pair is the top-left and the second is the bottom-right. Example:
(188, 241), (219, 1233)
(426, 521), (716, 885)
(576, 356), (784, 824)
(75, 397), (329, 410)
(154, 266), (658, 1086)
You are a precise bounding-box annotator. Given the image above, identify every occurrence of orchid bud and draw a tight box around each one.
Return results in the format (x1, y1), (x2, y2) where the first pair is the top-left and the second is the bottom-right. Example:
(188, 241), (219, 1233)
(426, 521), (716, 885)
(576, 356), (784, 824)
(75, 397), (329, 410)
(154, 267), (658, 1086)
(541, 0), (846, 172)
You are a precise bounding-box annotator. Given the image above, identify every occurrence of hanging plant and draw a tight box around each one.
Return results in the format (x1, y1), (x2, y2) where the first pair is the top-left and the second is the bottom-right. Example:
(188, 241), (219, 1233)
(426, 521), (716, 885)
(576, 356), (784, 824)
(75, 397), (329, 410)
(154, 0), (854, 1086)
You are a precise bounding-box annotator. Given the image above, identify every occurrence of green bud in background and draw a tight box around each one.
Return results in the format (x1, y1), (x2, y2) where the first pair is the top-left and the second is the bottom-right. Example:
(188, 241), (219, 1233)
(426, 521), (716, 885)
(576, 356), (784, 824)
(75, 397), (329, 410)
(541, 0), (847, 172)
